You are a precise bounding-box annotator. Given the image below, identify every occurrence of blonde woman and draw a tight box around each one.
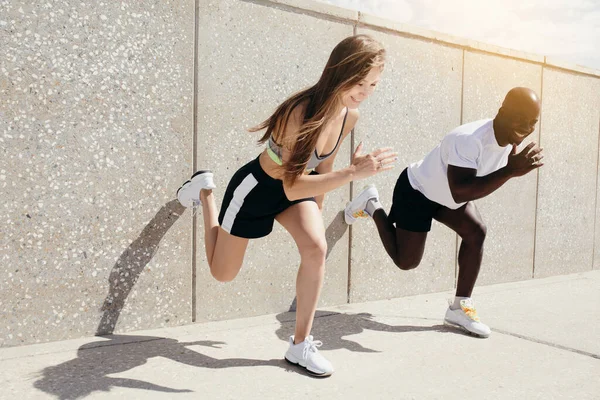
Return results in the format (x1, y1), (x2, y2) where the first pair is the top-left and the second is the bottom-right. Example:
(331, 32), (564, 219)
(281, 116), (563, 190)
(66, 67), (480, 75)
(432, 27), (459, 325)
(177, 35), (396, 376)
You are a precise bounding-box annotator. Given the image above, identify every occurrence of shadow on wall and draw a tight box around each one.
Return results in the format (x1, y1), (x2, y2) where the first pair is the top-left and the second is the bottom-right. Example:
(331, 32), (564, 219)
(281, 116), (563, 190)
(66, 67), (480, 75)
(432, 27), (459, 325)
(32, 335), (285, 399)
(94, 206), (347, 337)
(96, 199), (186, 336)
(324, 210), (348, 260)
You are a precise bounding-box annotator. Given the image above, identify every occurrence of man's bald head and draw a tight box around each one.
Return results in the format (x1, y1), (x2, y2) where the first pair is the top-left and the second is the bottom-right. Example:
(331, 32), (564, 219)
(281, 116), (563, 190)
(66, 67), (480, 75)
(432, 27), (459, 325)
(495, 87), (541, 146)
(501, 87), (541, 116)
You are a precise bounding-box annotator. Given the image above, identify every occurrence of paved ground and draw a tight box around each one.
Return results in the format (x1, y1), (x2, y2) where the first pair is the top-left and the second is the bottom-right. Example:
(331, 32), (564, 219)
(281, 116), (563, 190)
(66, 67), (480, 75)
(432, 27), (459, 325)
(1, 271), (598, 400)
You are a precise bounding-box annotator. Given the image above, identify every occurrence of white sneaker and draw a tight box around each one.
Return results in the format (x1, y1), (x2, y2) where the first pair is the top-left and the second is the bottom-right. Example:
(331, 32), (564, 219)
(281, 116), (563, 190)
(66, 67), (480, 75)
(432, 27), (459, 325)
(176, 170), (216, 208)
(344, 184), (379, 225)
(284, 335), (334, 376)
(444, 298), (491, 338)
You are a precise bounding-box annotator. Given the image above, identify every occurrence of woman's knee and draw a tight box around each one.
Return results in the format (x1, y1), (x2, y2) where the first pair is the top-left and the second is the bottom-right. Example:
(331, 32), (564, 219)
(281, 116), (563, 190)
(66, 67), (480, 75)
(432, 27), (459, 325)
(209, 260), (242, 282)
(299, 237), (327, 266)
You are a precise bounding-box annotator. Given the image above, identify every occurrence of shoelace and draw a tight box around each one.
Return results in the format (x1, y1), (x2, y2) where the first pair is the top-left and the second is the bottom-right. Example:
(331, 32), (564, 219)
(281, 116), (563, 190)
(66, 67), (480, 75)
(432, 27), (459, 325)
(302, 336), (323, 360)
(352, 210), (369, 218)
(191, 199), (202, 217)
(460, 299), (480, 322)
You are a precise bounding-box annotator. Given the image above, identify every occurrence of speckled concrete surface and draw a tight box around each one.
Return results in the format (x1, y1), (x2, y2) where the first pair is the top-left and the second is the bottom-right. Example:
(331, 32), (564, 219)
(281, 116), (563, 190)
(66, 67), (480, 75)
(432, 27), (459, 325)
(193, 0), (353, 322)
(0, 0), (195, 347)
(461, 51), (542, 286)
(0, 271), (598, 400)
(534, 68), (600, 278)
(348, 28), (462, 302)
(1, 0), (599, 349)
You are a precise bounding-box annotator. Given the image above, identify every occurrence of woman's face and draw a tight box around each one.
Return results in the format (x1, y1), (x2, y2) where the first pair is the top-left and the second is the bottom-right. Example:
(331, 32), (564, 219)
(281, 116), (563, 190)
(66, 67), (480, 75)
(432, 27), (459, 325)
(341, 67), (382, 109)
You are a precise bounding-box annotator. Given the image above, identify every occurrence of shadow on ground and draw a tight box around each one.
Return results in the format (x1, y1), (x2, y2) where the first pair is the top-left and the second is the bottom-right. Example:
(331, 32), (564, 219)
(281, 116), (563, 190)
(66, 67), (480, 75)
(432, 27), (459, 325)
(275, 298), (453, 353)
(33, 334), (285, 399)
(33, 201), (458, 398)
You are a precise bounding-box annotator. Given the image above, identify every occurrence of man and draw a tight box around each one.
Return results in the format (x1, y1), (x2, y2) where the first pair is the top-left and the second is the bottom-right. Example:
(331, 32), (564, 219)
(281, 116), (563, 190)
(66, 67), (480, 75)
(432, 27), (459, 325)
(345, 87), (543, 337)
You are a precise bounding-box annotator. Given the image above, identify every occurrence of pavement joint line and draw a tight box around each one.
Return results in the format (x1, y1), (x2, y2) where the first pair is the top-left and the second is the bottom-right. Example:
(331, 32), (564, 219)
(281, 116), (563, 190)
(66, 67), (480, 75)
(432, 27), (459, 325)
(476, 276), (591, 292)
(372, 314), (600, 360)
(0, 337), (167, 362)
(0, 314), (340, 361)
(493, 328), (599, 360)
(2, 320), (597, 365)
(0, 311), (391, 362)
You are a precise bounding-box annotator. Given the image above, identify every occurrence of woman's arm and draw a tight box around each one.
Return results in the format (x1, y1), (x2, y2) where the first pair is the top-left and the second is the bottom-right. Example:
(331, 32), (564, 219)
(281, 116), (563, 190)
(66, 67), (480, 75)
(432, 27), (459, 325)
(277, 107), (395, 201)
(312, 109), (359, 209)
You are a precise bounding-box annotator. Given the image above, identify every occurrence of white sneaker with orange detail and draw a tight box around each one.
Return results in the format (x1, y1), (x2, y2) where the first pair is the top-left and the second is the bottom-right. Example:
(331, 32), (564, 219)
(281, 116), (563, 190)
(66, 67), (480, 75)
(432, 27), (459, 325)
(344, 184), (379, 225)
(444, 298), (491, 338)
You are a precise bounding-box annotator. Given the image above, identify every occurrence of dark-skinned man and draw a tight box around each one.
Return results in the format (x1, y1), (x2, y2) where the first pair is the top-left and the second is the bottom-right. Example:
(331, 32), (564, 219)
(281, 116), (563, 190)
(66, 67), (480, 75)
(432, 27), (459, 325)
(344, 87), (543, 337)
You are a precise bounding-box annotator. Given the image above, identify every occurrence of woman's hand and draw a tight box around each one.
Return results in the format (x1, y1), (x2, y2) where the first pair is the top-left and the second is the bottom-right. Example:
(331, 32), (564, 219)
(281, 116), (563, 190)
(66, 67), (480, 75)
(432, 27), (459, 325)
(350, 142), (397, 180)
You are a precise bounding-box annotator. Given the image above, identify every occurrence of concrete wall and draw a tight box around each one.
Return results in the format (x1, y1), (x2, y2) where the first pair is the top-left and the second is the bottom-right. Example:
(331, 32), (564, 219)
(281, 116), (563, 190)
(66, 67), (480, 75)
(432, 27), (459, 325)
(1, 0), (599, 347)
(1, 0), (195, 346)
(535, 69), (600, 277)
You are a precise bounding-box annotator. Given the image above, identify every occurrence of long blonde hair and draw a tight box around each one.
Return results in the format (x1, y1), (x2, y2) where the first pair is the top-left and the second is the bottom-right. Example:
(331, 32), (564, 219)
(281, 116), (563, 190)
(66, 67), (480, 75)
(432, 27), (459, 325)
(249, 34), (386, 184)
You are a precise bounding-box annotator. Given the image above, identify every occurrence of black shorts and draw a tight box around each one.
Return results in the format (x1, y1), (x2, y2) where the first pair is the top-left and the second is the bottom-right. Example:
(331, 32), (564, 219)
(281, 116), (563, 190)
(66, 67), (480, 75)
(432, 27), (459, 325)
(218, 157), (316, 239)
(389, 168), (444, 232)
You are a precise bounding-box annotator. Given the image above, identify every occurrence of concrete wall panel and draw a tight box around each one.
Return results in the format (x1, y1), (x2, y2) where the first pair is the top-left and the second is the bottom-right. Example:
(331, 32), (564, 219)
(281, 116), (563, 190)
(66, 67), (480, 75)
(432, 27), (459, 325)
(0, 0), (195, 346)
(349, 28), (462, 302)
(535, 69), (600, 277)
(462, 51), (542, 286)
(194, 0), (353, 321)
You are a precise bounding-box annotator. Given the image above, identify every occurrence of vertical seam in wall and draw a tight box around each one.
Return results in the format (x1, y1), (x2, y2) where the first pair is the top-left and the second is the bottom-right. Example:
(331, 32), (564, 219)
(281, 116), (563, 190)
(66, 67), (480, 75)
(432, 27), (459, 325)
(459, 50), (465, 124)
(347, 20), (358, 304)
(532, 65), (543, 279)
(592, 112), (600, 271)
(455, 49), (465, 288)
(347, 128), (354, 304)
(191, 0), (200, 322)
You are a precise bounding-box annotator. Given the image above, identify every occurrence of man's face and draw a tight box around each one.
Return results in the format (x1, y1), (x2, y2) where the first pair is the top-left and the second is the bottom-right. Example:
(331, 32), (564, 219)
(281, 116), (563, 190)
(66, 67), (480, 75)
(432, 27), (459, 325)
(506, 110), (540, 145)
(501, 101), (541, 146)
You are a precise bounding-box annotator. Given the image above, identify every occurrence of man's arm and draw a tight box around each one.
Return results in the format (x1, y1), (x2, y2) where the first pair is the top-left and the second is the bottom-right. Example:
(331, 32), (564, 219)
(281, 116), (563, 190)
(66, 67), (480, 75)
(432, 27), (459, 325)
(448, 142), (544, 204)
(447, 165), (512, 203)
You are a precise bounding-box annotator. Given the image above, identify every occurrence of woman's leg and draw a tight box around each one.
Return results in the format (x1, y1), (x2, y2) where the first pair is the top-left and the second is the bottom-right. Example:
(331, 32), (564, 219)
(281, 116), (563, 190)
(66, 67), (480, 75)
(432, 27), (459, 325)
(199, 188), (249, 282)
(275, 200), (327, 343)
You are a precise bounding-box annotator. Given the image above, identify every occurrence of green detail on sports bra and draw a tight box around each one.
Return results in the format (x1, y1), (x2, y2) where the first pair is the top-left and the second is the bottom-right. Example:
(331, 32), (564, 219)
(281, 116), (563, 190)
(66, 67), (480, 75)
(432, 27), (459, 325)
(265, 107), (347, 171)
(267, 146), (283, 166)
(266, 145), (316, 173)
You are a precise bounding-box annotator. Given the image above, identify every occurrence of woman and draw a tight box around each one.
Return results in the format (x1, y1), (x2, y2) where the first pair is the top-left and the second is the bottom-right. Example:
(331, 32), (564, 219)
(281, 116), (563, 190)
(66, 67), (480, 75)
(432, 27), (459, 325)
(177, 34), (396, 376)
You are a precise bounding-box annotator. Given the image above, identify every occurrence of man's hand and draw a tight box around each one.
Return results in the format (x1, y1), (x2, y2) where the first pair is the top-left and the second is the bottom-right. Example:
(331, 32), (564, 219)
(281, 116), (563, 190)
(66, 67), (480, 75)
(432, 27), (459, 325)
(506, 142), (544, 177)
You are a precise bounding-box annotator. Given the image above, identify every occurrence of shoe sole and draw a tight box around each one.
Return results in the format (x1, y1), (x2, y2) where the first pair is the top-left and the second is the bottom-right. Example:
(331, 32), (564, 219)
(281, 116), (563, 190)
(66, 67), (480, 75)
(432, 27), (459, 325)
(284, 356), (333, 377)
(344, 202), (356, 225)
(443, 320), (490, 338)
(176, 170), (213, 194)
(176, 180), (191, 197)
(176, 170), (214, 206)
(191, 169), (212, 179)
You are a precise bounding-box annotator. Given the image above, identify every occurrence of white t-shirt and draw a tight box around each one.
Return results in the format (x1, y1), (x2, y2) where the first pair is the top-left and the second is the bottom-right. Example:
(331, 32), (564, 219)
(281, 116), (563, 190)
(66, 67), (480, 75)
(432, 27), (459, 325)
(407, 119), (511, 210)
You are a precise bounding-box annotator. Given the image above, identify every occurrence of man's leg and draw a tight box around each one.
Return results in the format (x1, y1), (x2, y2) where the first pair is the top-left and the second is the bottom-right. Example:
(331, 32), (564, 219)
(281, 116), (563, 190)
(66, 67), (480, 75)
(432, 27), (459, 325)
(347, 169), (432, 270)
(434, 201), (486, 297)
(372, 209), (428, 270)
(434, 202), (490, 338)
